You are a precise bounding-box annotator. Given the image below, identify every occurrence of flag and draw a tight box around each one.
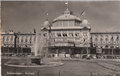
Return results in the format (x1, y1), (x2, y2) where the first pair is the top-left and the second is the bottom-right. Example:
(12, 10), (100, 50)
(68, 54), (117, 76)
(65, 1), (69, 10)
(80, 10), (85, 16)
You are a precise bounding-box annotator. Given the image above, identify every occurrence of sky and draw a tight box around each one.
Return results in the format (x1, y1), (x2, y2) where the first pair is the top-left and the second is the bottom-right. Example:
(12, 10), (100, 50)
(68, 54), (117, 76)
(1, 1), (120, 33)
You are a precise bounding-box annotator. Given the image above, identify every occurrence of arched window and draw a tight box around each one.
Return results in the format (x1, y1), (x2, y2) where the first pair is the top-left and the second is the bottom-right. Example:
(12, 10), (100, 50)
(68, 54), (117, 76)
(69, 33), (74, 37)
(30, 36), (32, 43)
(43, 33), (47, 37)
(57, 33), (61, 37)
(75, 33), (79, 37)
(100, 38), (103, 41)
(100, 46), (103, 48)
(6, 36), (9, 42)
(25, 37), (27, 42)
(105, 38), (108, 41)
(11, 36), (13, 41)
(9, 36), (11, 42)
(111, 36), (114, 41)
(2, 36), (5, 41)
(105, 45), (108, 48)
(63, 33), (67, 37)
(116, 36), (119, 41)
(95, 38), (98, 41)
(21, 36), (23, 42)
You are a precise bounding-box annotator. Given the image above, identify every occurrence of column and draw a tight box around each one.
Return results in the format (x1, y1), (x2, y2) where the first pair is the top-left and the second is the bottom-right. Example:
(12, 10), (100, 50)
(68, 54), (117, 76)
(64, 49), (66, 58)
(80, 49), (82, 59)
(69, 48), (71, 58)
(56, 49), (59, 57)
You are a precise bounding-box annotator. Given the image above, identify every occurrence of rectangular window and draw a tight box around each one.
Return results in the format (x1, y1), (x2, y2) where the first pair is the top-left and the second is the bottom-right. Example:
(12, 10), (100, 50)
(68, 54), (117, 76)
(69, 21), (74, 26)
(63, 21), (69, 26)
(11, 36), (13, 41)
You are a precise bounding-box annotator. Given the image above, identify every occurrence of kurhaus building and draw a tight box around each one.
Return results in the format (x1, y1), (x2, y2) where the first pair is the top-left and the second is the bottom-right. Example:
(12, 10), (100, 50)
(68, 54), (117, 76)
(1, 9), (120, 58)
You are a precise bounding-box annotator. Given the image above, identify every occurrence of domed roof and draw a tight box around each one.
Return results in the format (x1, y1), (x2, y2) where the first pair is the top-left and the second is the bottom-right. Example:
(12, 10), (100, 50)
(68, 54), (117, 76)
(53, 9), (81, 22)
(81, 19), (91, 29)
(43, 19), (50, 26)
(82, 19), (88, 25)
(41, 19), (50, 30)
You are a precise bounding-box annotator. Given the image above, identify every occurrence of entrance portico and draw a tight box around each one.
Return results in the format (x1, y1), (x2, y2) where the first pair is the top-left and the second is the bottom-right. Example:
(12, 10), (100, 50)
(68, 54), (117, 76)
(49, 42), (92, 58)
(49, 42), (75, 58)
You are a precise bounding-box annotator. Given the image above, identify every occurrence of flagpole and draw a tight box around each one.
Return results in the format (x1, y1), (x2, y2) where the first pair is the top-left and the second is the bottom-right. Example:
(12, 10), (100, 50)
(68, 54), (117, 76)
(65, 1), (69, 10)
(80, 9), (86, 19)
(46, 13), (48, 20)
(67, 1), (68, 10)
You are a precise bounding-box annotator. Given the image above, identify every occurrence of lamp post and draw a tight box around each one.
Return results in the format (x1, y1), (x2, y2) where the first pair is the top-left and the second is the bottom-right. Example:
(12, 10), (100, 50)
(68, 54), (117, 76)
(111, 36), (114, 59)
(48, 22), (51, 57)
(14, 33), (19, 54)
(2, 44), (4, 54)
(111, 47), (113, 59)
(14, 33), (17, 54)
(83, 38), (89, 57)
(90, 37), (93, 56)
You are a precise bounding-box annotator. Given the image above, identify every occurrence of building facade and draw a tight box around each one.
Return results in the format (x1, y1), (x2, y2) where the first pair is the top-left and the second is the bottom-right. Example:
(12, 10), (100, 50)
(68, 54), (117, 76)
(91, 32), (120, 58)
(1, 9), (120, 58)
(45, 9), (91, 58)
(1, 32), (35, 55)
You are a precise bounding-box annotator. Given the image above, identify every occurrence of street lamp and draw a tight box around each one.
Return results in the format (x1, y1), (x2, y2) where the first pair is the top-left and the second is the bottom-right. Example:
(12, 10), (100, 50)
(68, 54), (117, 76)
(111, 46), (114, 59)
(14, 33), (19, 54)
(111, 36), (114, 59)
(83, 38), (89, 57)
(47, 20), (51, 57)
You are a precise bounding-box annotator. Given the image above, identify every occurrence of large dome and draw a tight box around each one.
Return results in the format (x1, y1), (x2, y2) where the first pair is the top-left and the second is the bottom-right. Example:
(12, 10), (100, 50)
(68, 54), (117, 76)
(43, 20), (50, 26)
(53, 9), (81, 22)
